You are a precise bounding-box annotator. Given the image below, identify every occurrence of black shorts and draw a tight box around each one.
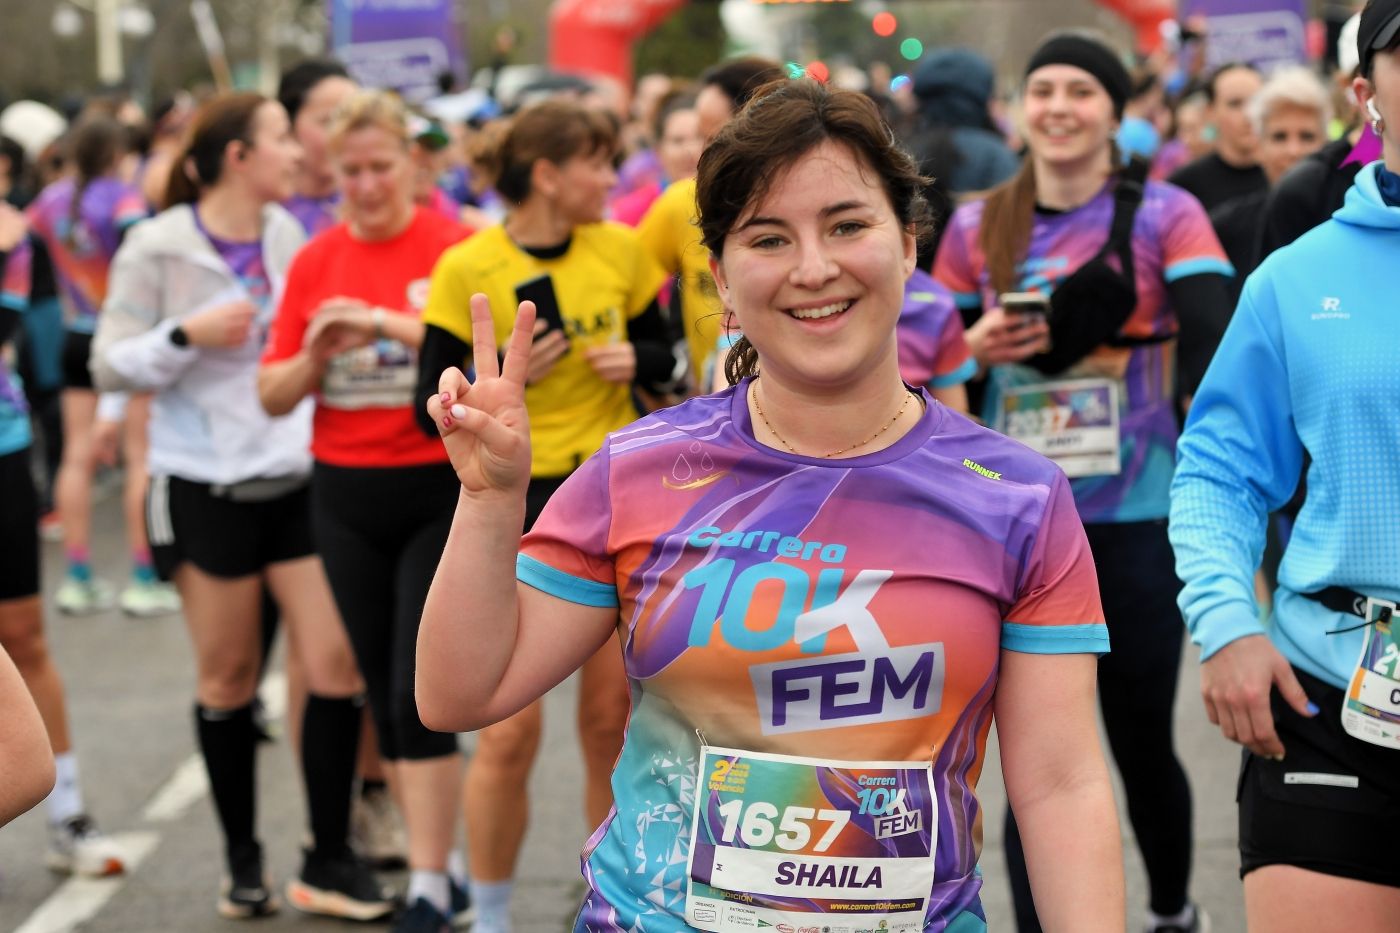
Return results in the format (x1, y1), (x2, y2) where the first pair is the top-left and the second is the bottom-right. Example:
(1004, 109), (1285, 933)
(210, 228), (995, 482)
(61, 330), (94, 391)
(146, 474), (316, 581)
(1238, 666), (1400, 887)
(0, 447), (40, 600)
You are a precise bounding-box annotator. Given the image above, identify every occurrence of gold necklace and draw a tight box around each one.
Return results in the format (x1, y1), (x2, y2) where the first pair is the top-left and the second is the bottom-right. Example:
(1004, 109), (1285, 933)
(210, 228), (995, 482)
(752, 381), (914, 459)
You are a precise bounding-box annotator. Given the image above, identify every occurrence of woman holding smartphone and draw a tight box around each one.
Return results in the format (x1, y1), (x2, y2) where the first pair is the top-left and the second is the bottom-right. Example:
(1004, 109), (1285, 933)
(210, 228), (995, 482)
(416, 98), (678, 933)
(933, 31), (1233, 933)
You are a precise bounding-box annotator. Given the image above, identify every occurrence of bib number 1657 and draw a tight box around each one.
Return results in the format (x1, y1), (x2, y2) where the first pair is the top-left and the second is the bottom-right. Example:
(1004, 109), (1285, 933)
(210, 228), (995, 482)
(715, 800), (850, 852)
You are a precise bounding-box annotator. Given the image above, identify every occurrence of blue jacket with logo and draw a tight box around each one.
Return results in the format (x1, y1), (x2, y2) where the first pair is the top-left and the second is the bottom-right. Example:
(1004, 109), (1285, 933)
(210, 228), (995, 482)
(1170, 161), (1400, 688)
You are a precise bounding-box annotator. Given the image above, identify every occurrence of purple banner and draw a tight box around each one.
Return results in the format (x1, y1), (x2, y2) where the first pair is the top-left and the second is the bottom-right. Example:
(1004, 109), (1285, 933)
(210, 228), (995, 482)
(327, 0), (468, 102)
(1182, 0), (1309, 70)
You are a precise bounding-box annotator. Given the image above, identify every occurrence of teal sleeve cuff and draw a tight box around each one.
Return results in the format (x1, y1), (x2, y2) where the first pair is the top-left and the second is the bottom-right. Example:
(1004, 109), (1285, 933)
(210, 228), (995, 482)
(1001, 622), (1110, 656)
(516, 553), (618, 608)
(0, 292), (26, 312)
(930, 356), (978, 388)
(1165, 257), (1234, 282)
(952, 291), (983, 310)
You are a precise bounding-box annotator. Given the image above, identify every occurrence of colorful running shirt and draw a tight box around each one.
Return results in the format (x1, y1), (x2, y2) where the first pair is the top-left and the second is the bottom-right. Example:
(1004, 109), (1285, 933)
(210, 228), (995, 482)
(423, 222), (666, 477)
(26, 177), (146, 333)
(899, 269), (976, 390)
(0, 241), (33, 455)
(283, 191), (341, 238)
(934, 179), (1231, 524)
(518, 383), (1107, 932)
(194, 211), (271, 313)
(264, 207), (469, 468)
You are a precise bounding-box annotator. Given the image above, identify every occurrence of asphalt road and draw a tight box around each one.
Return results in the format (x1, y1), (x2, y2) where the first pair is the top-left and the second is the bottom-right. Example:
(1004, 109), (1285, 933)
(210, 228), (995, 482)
(0, 482), (1248, 932)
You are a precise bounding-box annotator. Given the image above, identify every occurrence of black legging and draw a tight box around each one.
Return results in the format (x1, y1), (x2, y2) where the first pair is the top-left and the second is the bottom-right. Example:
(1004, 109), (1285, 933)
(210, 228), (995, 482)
(310, 460), (460, 761)
(1005, 518), (1193, 927)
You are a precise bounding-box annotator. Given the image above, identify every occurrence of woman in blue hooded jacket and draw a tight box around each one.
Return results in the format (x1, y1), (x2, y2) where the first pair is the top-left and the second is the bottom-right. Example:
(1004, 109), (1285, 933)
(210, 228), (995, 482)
(1170, 2), (1400, 929)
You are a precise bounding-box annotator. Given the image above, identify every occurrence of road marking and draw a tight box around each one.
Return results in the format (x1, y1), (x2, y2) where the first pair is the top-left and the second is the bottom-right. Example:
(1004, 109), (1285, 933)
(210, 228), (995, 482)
(141, 755), (208, 823)
(141, 672), (288, 823)
(13, 832), (160, 933)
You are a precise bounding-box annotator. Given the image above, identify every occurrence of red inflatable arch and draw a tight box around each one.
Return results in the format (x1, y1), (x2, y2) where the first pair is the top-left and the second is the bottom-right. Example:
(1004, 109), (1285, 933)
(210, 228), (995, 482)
(1093, 0), (1178, 53)
(548, 0), (690, 87)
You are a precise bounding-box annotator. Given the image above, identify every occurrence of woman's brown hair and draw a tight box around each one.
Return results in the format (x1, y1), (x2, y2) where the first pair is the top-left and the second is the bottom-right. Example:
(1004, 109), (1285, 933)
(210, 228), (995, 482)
(63, 116), (129, 247)
(163, 92), (269, 209)
(694, 78), (931, 384)
(469, 100), (617, 206)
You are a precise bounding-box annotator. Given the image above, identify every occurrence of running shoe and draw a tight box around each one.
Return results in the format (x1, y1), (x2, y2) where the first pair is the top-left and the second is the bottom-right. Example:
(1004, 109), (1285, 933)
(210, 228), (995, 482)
(45, 814), (126, 876)
(218, 842), (279, 919)
(54, 576), (116, 615)
(351, 784), (408, 869)
(394, 897), (453, 933)
(450, 878), (475, 928)
(118, 579), (182, 617)
(1146, 903), (1211, 933)
(285, 848), (395, 921)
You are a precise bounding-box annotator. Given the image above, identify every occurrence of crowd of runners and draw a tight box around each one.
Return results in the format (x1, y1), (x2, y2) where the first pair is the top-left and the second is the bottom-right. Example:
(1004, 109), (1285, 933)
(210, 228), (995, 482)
(2, 2), (1400, 931)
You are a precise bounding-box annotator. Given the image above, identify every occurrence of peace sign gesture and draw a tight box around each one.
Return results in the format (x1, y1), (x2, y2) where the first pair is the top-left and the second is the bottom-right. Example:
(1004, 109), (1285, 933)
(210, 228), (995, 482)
(427, 294), (536, 494)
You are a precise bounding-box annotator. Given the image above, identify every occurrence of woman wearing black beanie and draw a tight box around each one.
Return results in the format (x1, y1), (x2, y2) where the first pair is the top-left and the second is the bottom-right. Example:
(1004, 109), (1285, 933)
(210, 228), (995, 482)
(934, 30), (1235, 933)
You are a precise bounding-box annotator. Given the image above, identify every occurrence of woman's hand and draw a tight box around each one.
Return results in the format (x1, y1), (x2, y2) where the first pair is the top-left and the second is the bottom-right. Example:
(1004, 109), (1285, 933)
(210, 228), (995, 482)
(584, 342), (636, 384)
(527, 322), (569, 384)
(966, 306), (1050, 368)
(181, 299), (259, 348)
(1200, 633), (1316, 759)
(427, 293), (536, 494)
(303, 297), (376, 364)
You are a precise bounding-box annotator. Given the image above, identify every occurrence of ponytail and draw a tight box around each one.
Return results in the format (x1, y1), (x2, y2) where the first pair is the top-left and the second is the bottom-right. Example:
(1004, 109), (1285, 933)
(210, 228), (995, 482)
(63, 117), (126, 249)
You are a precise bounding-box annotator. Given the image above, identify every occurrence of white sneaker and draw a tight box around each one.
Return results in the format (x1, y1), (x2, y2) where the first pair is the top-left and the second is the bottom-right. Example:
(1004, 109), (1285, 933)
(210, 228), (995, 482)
(46, 814), (127, 876)
(351, 786), (407, 869)
(119, 579), (181, 617)
(54, 577), (116, 615)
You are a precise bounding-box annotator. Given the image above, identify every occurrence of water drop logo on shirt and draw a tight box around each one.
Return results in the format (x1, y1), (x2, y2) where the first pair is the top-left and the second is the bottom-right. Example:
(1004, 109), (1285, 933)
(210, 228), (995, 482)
(682, 526), (944, 735)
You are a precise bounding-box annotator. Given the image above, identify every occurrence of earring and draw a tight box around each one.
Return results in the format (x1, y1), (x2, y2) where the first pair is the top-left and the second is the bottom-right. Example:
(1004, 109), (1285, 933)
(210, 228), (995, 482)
(1374, 115), (1387, 137)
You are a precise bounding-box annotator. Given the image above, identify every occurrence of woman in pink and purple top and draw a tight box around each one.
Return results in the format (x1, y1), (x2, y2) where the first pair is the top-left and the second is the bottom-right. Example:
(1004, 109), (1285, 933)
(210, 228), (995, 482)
(934, 31), (1234, 933)
(26, 116), (176, 618)
(418, 78), (1124, 933)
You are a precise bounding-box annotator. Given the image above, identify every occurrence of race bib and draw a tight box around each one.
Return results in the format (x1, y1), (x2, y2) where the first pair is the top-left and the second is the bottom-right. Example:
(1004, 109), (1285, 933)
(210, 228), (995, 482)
(1342, 598), (1400, 749)
(998, 378), (1121, 478)
(685, 745), (935, 933)
(320, 339), (417, 410)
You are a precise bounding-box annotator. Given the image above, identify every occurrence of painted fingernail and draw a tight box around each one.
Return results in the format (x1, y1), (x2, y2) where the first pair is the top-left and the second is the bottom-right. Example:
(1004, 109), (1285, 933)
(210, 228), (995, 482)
(441, 416), (453, 428)
(1305, 701), (1320, 716)
(440, 392), (452, 405)
(450, 404), (467, 419)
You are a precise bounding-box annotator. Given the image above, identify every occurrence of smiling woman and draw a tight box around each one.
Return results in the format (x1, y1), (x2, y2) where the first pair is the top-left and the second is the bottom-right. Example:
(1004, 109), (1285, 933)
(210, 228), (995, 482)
(932, 31), (1234, 933)
(417, 78), (1125, 933)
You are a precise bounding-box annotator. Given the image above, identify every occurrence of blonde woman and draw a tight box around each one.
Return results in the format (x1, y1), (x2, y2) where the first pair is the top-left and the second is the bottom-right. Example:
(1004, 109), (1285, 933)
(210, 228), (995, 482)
(259, 90), (473, 932)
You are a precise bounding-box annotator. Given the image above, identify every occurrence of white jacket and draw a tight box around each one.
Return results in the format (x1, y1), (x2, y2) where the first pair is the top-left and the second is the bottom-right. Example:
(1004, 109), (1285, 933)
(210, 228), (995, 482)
(92, 203), (312, 485)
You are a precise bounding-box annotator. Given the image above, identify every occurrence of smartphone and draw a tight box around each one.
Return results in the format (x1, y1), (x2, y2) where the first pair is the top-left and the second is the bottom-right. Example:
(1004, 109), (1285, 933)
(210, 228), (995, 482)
(999, 291), (1051, 322)
(514, 274), (568, 342)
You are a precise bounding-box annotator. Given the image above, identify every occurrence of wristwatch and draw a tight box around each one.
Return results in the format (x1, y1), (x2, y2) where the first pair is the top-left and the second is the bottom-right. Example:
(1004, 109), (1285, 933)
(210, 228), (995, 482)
(169, 324), (190, 347)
